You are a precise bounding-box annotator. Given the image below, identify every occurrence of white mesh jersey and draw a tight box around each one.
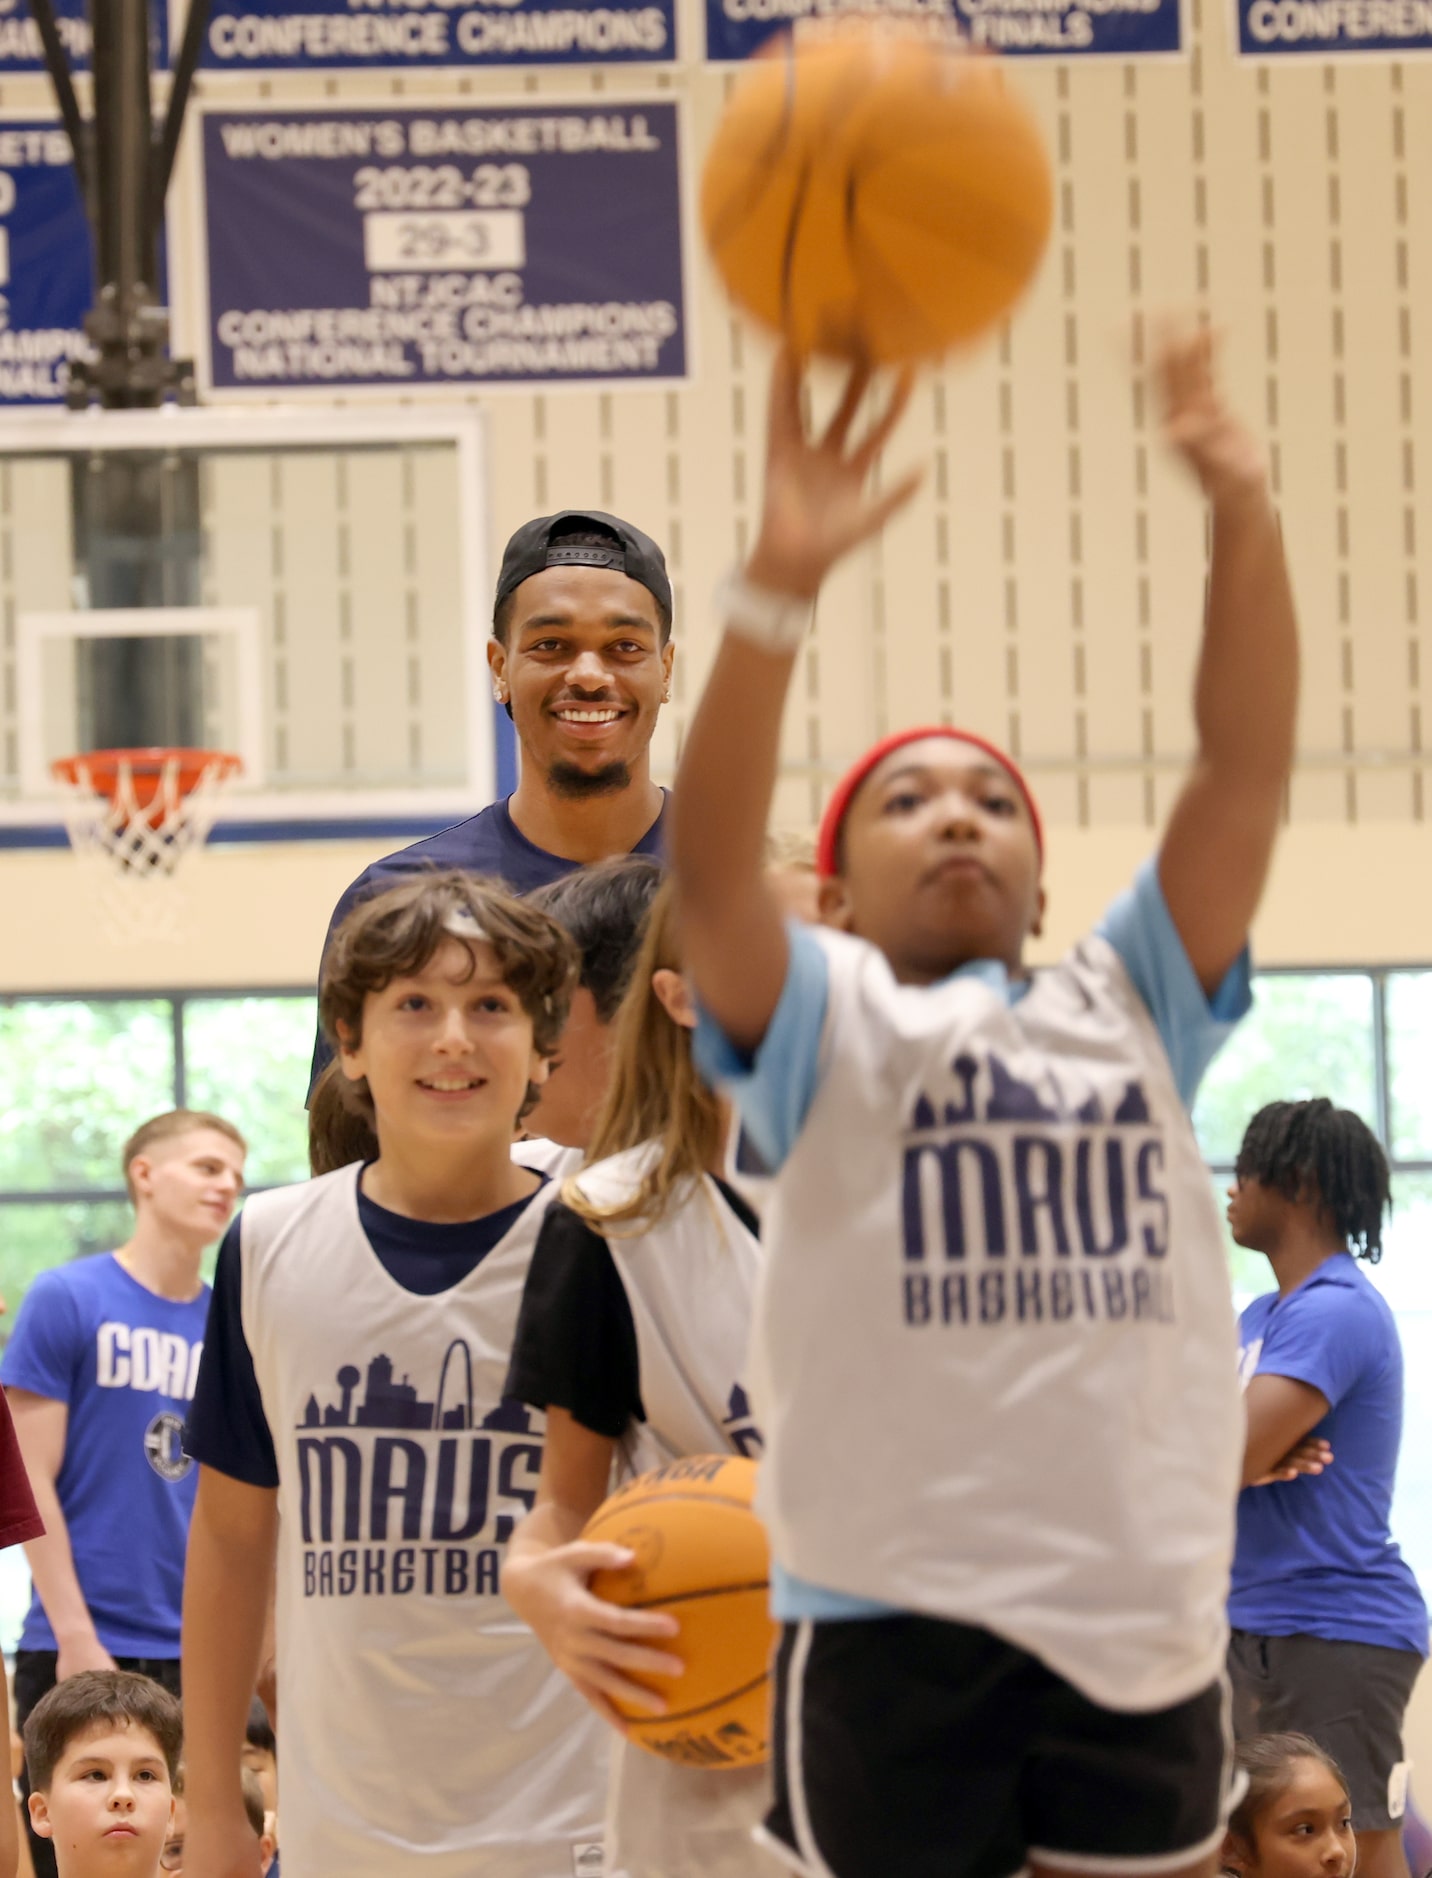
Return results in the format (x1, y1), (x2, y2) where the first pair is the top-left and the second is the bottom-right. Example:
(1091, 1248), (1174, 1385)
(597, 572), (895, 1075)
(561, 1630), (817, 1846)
(751, 927), (1243, 1713)
(238, 1166), (608, 1877)
(564, 1146), (777, 1878)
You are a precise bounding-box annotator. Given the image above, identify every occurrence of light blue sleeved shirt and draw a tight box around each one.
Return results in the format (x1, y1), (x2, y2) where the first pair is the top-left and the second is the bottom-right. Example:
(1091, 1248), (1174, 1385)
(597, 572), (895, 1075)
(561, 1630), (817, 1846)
(693, 857), (1251, 1622)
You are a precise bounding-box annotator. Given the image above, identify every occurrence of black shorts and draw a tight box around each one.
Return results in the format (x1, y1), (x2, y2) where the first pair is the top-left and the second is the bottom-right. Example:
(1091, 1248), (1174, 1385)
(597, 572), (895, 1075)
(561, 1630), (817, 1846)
(1229, 1630), (1423, 1833)
(761, 1616), (1237, 1878)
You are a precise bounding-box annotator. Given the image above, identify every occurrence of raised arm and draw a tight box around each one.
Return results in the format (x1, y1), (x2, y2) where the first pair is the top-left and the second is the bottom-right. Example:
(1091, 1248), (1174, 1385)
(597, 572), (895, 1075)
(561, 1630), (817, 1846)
(1154, 328), (1300, 996)
(671, 352), (920, 1052)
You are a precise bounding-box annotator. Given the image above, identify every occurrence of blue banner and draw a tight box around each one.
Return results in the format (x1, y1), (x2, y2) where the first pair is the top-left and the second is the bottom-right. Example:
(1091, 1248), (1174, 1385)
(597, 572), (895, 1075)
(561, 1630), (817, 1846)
(705, 0), (1181, 58)
(1236, 0), (1432, 53)
(0, 121), (91, 402)
(199, 0), (676, 70)
(200, 106), (687, 393)
(0, 0), (168, 75)
(0, 0), (85, 72)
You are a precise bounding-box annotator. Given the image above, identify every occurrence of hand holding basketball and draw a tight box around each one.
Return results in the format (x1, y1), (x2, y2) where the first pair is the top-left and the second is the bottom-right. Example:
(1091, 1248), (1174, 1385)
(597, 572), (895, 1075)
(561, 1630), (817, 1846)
(1156, 325), (1269, 508)
(502, 1537), (682, 1732)
(745, 350), (924, 602)
(582, 1456), (778, 1768)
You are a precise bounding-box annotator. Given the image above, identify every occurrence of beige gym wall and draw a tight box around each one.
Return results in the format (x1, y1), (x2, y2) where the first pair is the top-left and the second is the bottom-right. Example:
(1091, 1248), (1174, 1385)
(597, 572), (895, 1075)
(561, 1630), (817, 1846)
(3, 0), (1431, 987)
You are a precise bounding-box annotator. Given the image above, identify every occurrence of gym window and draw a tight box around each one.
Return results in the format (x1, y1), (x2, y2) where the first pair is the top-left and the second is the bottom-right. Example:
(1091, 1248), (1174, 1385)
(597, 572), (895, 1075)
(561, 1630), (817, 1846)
(0, 990), (315, 1328)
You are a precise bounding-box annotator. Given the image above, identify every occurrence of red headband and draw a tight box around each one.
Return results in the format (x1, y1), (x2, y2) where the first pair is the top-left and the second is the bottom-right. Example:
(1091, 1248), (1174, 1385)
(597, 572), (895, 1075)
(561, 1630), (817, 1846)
(815, 726), (1045, 878)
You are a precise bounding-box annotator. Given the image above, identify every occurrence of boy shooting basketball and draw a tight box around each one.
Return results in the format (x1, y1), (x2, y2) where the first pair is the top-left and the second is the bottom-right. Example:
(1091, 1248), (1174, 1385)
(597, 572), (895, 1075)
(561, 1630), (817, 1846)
(670, 332), (1298, 1878)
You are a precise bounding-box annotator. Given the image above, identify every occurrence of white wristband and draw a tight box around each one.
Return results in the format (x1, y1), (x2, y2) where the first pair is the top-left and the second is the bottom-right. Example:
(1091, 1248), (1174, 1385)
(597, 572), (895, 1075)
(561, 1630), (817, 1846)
(715, 568), (816, 655)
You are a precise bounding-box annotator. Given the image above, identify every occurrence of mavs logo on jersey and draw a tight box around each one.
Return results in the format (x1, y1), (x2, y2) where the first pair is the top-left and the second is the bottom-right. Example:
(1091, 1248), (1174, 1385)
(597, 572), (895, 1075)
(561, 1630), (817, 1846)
(901, 1048), (1174, 1330)
(295, 1339), (542, 1601)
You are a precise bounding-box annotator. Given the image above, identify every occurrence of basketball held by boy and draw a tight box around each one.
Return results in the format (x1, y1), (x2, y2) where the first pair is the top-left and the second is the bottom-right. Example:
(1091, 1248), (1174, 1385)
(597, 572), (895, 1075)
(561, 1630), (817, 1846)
(670, 326), (1299, 1878)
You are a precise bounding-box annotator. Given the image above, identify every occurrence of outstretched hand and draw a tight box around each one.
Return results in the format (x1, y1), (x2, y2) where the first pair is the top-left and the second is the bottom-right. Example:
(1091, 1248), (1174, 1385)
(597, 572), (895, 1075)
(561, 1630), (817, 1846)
(1156, 324), (1268, 508)
(746, 349), (923, 600)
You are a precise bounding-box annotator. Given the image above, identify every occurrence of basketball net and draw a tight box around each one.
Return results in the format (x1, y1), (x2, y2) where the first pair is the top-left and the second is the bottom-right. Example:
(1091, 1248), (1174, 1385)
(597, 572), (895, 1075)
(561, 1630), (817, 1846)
(51, 748), (241, 945)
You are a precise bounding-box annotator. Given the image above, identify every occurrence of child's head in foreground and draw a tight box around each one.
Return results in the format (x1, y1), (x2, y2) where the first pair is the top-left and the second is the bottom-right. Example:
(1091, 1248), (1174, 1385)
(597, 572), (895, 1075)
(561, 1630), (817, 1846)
(320, 871), (578, 1155)
(815, 727), (1045, 983)
(24, 1670), (182, 1877)
(1221, 1734), (1355, 1878)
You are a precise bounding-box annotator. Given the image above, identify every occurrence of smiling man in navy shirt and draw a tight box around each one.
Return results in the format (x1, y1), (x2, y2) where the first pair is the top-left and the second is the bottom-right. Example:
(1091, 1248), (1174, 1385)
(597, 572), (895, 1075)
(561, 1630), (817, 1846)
(311, 509), (674, 1088)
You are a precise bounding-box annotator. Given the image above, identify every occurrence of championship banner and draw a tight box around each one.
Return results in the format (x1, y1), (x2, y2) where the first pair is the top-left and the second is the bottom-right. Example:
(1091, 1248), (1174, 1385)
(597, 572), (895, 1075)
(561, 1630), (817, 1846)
(0, 122), (91, 403)
(1235, 0), (1432, 54)
(705, 0), (1182, 58)
(198, 0), (676, 71)
(198, 106), (687, 394)
(0, 0), (168, 74)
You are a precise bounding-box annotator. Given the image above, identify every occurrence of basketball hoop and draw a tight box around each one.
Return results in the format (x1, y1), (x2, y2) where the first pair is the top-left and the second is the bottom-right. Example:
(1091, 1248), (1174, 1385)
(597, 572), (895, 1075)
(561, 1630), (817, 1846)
(51, 747), (242, 943)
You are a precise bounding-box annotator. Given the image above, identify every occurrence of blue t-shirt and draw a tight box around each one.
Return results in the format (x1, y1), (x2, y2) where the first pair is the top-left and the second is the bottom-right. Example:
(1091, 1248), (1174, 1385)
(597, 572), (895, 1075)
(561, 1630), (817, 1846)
(309, 794), (668, 1089)
(1232, 1252), (1429, 1656)
(694, 858), (1251, 1622)
(0, 1254), (211, 1656)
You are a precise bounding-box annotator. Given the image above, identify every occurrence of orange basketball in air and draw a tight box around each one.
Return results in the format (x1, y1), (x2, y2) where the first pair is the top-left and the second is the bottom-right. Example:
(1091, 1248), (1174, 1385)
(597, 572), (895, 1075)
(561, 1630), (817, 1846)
(700, 27), (1053, 363)
(584, 1454), (776, 1769)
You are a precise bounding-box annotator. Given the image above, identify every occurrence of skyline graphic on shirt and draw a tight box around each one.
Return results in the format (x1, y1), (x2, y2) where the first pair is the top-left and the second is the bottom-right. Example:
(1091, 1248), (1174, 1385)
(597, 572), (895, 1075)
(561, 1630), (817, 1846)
(909, 1052), (1153, 1132)
(299, 1341), (535, 1435)
(721, 1382), (763, 1458)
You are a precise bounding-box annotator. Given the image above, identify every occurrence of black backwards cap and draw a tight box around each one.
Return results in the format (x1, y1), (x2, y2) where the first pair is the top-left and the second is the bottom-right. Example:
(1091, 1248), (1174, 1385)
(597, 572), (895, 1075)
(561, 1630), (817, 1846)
(495, 509), (672, 623)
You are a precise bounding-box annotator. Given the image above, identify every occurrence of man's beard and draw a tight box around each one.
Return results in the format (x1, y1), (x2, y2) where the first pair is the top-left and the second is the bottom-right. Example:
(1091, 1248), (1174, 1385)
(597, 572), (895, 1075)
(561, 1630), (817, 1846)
(547, 759), (632, 799)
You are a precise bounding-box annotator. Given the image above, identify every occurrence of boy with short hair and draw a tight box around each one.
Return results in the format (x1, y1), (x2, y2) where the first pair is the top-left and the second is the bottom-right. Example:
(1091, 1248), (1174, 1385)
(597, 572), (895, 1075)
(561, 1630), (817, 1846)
(182, 872), (609, 1878)
(3, 1111), (245, 1878)
(671, 334), (1299, 1878)
(23, 1670), (181, 1878)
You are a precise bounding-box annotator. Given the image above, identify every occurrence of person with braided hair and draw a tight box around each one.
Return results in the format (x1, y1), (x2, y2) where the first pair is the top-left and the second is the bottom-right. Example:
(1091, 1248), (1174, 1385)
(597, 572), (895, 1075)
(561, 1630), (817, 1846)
(1226, 1097), (1428, 1878)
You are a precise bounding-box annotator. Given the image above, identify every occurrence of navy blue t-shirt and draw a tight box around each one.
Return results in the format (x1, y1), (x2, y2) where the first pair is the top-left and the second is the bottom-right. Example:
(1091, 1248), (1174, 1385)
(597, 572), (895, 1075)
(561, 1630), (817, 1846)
(309, 793), (668, 1089)
(1232, 1252), (1429, 1656)
(186, 1175), (546, 1489)
(1, 1254), (210, 1655)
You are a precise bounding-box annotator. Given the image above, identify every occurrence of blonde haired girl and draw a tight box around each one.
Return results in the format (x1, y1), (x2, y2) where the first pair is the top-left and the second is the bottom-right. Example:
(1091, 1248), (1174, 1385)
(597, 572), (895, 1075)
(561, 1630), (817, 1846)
(502, 881), (774, 1878)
